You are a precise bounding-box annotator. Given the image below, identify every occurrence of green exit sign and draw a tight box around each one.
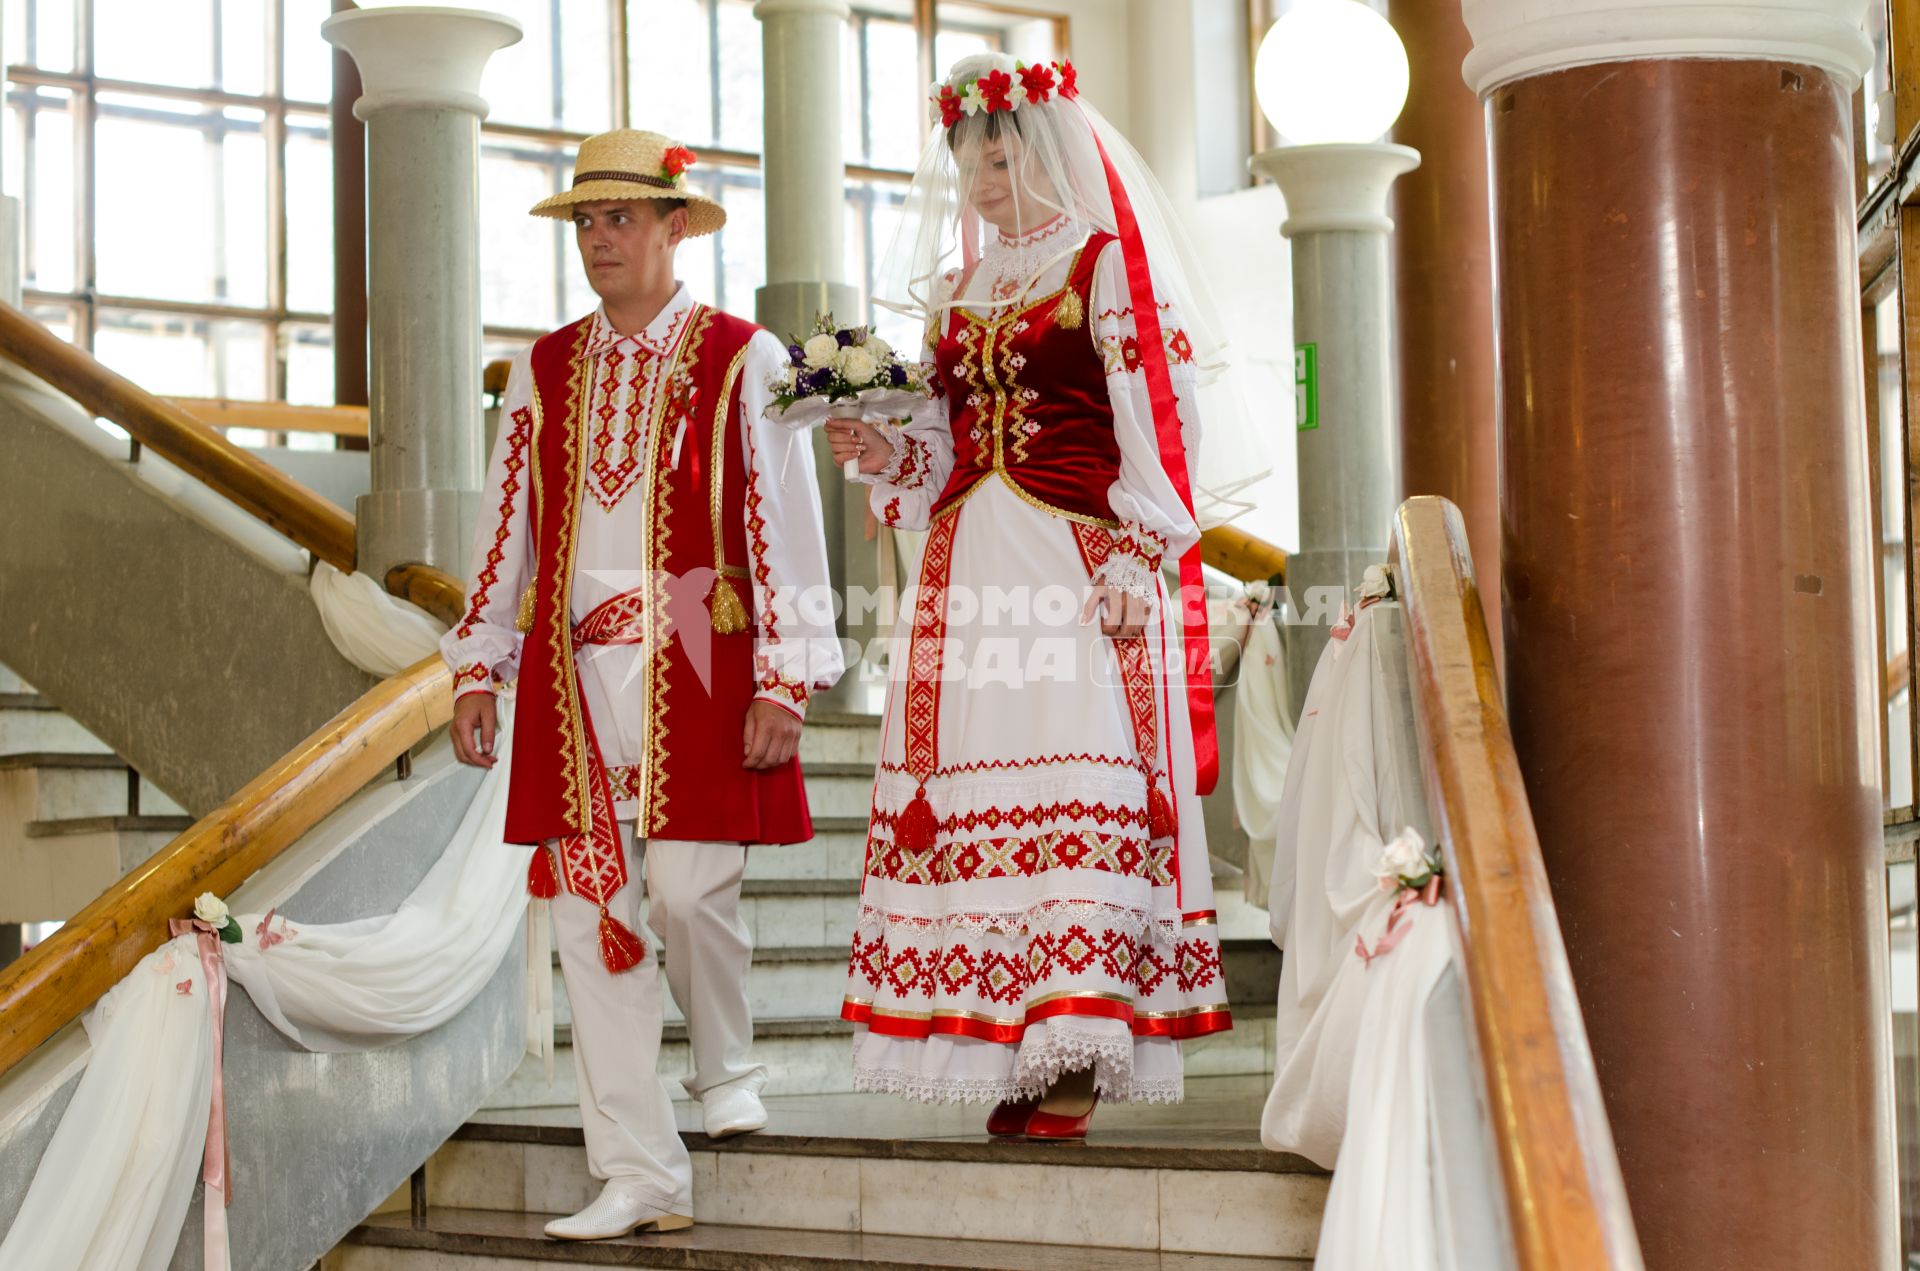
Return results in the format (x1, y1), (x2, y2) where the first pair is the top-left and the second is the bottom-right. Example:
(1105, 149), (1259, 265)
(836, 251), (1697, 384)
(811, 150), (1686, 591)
(1295, 343), (1318, 431)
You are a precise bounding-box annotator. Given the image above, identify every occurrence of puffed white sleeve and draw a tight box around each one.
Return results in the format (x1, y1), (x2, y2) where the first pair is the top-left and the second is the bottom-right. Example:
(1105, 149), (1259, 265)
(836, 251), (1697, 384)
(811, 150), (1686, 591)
(738, 329), (847, 719)
(851, 277), (956, 533)
(439, 347), (536, 698)
(1090, 239), (1203, 603)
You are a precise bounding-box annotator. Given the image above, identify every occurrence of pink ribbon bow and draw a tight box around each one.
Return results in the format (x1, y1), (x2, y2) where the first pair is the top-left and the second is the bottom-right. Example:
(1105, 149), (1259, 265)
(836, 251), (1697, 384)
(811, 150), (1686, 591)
(168, 917), (232, 1271)
(1355, 874), (1444, 967)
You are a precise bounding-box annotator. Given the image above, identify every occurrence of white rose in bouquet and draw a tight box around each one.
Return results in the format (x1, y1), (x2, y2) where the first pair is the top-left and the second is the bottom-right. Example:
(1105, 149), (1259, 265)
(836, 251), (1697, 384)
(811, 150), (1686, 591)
(803, 333), (840, 370)
(866, 335), (893, 363)
(837, 345), (881, 387)
(193, 892), (229, 924)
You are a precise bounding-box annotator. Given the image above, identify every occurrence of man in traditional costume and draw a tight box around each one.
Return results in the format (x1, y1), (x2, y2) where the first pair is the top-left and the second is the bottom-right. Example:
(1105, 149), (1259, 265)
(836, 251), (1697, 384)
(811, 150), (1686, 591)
(440, 129), (843, 1240)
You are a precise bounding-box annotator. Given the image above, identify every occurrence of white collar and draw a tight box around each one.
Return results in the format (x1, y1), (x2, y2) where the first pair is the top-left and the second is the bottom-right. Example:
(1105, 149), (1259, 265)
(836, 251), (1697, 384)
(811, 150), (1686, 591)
(585, 284), (695, 355)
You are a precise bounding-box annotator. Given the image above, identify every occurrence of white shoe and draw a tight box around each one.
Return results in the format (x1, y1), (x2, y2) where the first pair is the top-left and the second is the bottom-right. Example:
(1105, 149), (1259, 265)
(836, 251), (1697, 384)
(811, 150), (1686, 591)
(701, 1085), (769, 1138)
(543, 1180), (693, 1241)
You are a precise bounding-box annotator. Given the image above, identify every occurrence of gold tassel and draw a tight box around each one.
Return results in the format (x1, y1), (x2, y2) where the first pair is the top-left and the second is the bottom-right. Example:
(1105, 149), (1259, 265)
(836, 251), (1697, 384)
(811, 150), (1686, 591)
(515, 581), (538, 633)
(1052, 290), (1084, 330)
(708, 576), (748, 634)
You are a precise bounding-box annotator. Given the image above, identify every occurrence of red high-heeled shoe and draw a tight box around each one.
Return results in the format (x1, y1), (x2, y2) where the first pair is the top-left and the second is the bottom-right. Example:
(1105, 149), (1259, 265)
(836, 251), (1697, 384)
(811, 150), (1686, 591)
(1025, 1069), (1099, 1141)
(986, 1096), (1039, 1137)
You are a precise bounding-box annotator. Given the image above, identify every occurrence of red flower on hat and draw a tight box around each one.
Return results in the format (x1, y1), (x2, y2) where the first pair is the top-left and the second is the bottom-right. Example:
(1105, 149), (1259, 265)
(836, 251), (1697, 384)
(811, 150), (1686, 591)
(935, 83), (964, 128)
(978, 68), (1016, 113)
(1055, 60), (1079, 99)
(1019, 63), (1056, 104)
(661, 146), (697, 179)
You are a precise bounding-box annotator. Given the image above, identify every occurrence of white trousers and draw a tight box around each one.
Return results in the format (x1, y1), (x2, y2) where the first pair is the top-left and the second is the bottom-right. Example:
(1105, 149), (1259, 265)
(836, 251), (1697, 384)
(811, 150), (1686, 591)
(547, 827), (764, 1212)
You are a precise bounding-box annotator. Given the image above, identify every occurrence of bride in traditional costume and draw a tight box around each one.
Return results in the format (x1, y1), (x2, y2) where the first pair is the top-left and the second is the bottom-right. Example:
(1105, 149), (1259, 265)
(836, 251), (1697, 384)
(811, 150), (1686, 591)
(827, 52), (1257, 1138)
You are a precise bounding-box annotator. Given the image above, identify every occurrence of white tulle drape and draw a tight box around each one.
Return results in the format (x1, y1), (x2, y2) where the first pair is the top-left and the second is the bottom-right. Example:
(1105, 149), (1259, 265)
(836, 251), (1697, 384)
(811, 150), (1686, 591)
(0, 567), (533, 1271)
(1258, 599), (1466, 1270)
(1230, 591), (1294, 908)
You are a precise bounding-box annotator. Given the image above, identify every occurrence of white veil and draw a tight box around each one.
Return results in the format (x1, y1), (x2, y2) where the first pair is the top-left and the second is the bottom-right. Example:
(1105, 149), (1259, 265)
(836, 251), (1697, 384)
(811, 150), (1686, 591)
(877, 51), (1270, 526)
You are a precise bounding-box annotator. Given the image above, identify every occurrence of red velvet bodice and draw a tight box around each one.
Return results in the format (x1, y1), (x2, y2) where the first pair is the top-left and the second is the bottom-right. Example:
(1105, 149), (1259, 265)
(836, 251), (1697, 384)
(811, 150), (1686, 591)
(930, 231), (1121, 525)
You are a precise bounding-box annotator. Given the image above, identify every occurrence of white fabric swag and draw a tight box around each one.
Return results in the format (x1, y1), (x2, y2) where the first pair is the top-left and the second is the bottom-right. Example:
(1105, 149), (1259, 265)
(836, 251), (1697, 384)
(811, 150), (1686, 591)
(1259, 599), (1465, 1271)
(0, 568), (532, 1271)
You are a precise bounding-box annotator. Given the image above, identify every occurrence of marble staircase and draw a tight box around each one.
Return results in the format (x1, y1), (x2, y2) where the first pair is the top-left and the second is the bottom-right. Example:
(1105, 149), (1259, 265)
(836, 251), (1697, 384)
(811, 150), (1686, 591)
(0, 662), (189, 928)
(333, 1078), (1322, 1269)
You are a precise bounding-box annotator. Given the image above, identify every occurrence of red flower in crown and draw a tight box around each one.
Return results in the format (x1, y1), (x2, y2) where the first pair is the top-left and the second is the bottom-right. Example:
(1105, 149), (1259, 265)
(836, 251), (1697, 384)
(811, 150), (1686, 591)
(1055, 60), (1079, 99)
(978, 68), (1016, 113)
(1019, 62), (1056, 104)
(935, 83), (964, 128)
(661, 145), (697, 179)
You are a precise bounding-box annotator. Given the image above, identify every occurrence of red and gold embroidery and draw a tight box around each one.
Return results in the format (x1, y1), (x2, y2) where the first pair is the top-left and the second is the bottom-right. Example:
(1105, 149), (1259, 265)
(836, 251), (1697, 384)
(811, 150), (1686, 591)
(895, 510), (960, 851)
(452, 662), (492, 692)
(455, 403), (533, 639)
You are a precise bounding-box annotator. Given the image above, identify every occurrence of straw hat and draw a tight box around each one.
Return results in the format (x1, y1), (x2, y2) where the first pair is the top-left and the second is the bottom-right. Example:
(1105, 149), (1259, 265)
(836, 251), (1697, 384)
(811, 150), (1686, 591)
(529, 129), (726, 237)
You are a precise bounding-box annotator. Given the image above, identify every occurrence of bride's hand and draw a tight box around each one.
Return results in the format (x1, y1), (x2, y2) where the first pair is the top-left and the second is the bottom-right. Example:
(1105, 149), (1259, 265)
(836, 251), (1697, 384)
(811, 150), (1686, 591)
(825, 419), (894, 475)
(1082, 583), (1149, 640)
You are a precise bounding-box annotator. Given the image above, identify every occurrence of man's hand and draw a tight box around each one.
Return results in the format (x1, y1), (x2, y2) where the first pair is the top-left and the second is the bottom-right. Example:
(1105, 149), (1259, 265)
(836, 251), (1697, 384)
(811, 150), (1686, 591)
(1082, 583), (1150, 640)
(452, 693), (499, 768)
(742, 700), (802, 770)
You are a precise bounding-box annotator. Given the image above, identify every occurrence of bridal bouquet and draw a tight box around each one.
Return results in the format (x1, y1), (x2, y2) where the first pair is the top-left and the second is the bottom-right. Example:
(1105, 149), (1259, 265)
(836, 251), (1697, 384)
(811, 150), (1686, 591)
(766, 315), (932, 477)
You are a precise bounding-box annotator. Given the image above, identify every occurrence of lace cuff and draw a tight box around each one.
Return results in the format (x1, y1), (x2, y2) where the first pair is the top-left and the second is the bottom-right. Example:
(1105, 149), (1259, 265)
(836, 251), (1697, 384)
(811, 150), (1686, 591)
(854, 423), (933, 490)
(1095, 524), (1168, 604)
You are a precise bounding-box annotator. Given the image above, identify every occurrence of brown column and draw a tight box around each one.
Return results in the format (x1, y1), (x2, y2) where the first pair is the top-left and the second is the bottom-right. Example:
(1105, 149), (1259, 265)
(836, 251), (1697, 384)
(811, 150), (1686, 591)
(1390, 0), (1499, 659)
(331, 0), (368, 415)
(1491, 59), (1894, 1269)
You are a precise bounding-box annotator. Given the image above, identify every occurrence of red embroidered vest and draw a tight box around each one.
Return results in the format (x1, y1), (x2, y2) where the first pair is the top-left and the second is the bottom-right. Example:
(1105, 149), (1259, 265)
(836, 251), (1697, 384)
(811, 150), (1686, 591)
(504, 307), (813, 848)
(930, 232), (1121, 525)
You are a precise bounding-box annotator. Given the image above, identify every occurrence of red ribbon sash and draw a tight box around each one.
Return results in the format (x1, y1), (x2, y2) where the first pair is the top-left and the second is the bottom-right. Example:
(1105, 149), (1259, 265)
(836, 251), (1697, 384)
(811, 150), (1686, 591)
(1088, 130), (1219, 795)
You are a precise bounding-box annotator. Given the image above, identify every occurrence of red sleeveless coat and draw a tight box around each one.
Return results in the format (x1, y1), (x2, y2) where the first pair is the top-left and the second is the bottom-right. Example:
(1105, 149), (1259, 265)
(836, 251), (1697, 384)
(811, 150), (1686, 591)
(503, 308), (813, 848)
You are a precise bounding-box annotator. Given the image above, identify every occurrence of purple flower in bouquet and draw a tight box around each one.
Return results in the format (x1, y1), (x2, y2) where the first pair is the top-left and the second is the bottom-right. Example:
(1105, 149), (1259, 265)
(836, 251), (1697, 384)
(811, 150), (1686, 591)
(888, 363), (908, 387)
(787, 343), (806, 367)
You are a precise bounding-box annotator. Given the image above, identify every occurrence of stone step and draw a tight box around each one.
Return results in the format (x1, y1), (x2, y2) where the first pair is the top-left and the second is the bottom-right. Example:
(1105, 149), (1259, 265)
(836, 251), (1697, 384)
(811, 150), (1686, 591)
(797, 714), (882, 766)
(0, 753), (184, 822)
(342, 1208), (1313, 1269)
(0, 815), (191, 923)
(0, 665), (31, 695)
(743, 824), (866, 881)
(0, 699), (112, 757)
(736, 876), (862, 948)
(796, 762), (875, 820)
(437, 1079), (1323, 1261)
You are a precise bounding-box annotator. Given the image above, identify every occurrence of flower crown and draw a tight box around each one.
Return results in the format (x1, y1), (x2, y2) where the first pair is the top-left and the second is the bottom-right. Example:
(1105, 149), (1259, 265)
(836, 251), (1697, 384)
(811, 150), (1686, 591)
(932, 59), (1078, 129)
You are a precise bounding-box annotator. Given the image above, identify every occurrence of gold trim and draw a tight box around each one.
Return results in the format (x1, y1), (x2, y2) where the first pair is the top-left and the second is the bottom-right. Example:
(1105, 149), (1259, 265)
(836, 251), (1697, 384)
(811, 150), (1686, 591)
(1026, 988), (1135, 1008)
(1182, 914), (1218, 928)
(539, 322), (597, 832)
(932, 1006), (1026, 1027)
(707, 342), (753, 633)
(929, 470), (1121, 530)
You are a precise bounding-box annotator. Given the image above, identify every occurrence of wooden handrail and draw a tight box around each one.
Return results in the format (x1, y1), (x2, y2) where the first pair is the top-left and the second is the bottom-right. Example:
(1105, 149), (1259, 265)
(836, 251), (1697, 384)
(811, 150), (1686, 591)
(1390, 496), (1642, 1271)
(387, 562), (470, 629)
(169, 397), (370, 438)
(1200, 522), (1287, 584)
(0, 655), (454, 1077)
(0, 300), (357, 571)
(1891, 648), (1910, 704)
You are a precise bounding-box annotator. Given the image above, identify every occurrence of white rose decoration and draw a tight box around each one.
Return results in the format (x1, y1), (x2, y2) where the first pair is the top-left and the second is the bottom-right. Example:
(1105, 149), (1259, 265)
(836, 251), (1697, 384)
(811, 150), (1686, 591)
(1359, 563), (1393, 602)
(803, 333), (839, 370)
(1372, 828), (1430, 887)
(837, 346), (880, 387)
(193, 892), (230, 924)
(866, 335), (892, 363)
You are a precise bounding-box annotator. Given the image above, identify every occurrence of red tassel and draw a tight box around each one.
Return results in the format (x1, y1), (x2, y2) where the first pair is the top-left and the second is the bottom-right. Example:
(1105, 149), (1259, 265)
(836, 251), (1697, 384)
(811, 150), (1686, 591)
(895, 785), (939, 852)
(527, 845), (559, 899)
(597, 911), (647, 973)
(1147, 784), (1176, 841)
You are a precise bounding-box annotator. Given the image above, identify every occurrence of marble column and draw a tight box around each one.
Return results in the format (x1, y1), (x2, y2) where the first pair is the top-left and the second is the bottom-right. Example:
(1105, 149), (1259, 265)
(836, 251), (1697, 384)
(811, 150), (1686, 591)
(322, 5), (521, 581)
(755, 0), (873, 712)
(1464, 2), (1894, 1266)
(1249, 143), (1419, 719)
(1389, 0), (1497, 663)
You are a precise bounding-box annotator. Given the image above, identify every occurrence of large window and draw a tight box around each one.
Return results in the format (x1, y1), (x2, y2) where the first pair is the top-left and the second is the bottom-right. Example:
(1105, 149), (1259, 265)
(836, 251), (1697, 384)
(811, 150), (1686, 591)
(2, 0), (1065, 427)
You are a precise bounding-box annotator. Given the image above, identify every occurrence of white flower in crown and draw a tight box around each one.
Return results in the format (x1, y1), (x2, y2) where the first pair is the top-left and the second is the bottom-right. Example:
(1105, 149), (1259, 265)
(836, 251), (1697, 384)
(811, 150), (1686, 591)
(961, 81), (988, 116)
(1358, 563), (1393, 602)
(802, 333), (839, 370)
